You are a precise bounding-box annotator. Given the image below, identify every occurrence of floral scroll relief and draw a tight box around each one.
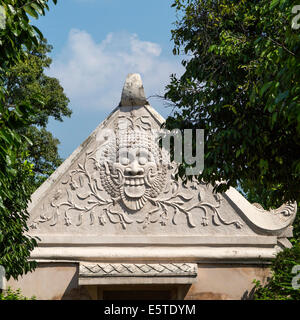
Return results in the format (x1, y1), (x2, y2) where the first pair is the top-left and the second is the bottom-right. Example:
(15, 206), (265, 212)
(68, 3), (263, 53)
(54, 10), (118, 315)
(30, 114), (243, 230)
(135, 168), (243, 230)
(30, 151), (243, 230)
(252, 201), (297, 221)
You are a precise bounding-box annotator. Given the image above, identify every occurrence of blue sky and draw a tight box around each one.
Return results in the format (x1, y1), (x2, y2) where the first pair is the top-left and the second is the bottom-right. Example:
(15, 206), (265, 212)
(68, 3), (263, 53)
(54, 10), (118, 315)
(33, 0), (184, 159)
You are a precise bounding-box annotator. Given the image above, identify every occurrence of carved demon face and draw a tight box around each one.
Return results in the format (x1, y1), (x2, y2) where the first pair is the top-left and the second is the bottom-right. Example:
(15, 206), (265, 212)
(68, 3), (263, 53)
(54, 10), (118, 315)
(99, 129), (167, 211)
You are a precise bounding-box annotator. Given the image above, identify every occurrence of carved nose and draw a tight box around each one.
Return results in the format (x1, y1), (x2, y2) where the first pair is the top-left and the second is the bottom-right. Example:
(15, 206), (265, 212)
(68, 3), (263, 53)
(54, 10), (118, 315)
(125, 161), (144, 176)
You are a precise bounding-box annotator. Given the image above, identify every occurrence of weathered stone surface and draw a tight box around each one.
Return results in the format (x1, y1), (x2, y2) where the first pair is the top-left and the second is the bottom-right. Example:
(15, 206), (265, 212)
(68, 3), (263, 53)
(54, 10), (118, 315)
(185, 264), (271, 300)
(7, 262), (271, 300)
(78, 263), (197, 285)
(80, 263), (197, 277)
(9, 73), (296, 300)
(7, 262), (80, 300)
(119, 73), (148, 107)
(26, 74), (296, 263)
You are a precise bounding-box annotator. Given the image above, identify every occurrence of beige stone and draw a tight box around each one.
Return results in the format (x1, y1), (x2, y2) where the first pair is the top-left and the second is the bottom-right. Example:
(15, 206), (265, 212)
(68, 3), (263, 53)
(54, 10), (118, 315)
(7, 262), (270, 300)
(6, 73), (296, 300)
(185, 264), (270, 300)
(7, 263), (79, 300)
(119, 73), (148, 107)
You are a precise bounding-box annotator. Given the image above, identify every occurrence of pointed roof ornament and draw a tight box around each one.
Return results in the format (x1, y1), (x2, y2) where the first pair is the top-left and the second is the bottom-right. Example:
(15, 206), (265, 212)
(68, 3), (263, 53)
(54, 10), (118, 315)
(119, 73), (148, 107)
(25, 72), (297, 265)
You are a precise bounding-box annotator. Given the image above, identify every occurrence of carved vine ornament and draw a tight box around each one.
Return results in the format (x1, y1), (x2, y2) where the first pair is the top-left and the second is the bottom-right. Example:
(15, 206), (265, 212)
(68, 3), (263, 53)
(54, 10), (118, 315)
(30, 114), (294, 231)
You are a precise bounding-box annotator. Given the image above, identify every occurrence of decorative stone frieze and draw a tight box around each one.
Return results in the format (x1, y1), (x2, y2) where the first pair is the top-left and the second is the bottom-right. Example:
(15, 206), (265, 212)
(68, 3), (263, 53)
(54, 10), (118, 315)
(27, 73), (297, 263)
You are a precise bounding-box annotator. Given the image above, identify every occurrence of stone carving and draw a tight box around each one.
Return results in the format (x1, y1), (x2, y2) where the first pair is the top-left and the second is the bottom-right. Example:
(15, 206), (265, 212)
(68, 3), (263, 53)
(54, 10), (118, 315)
(79, 263), (198, 277)
(119, 73), (148, 107)
(28, 74), (296, 236)
(30, 112), (244, 230)
(252, 202), (297, 220)
(98, 114), (168, 211)
(25, 74), (297, 265)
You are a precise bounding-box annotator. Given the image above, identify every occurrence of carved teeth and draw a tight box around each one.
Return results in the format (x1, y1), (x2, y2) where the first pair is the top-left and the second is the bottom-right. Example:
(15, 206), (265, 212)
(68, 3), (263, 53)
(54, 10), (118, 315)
(124, 177), (144, 186)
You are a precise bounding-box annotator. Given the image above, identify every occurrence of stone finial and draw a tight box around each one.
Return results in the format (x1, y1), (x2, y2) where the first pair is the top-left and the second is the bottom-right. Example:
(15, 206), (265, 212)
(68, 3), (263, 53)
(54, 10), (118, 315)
(119, 73), (148, 107)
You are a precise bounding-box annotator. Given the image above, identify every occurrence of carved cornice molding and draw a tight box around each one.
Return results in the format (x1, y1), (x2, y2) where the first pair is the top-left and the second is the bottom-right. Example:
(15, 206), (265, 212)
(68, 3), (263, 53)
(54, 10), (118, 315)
(26, 74), (296, 265)
(79, 263), (198, 278)
(225, 188), (297, 234)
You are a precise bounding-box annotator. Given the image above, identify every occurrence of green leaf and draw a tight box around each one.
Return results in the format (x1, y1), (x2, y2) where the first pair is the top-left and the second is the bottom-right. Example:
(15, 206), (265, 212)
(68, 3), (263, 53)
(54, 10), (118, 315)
(270, 0), (280, 9)
(259, 82), (273, 97)
(271, 112), (278, 126)
(31, 25), (43, 39)
(24, 5), (38, 19)
(31, 3), (44, 16)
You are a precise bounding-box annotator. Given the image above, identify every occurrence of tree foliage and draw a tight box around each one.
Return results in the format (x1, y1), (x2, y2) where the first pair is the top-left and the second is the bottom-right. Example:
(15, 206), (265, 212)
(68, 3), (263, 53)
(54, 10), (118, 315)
(4, 39), (71, 189)
(243, 183), (300, 300)
(0, 0), (58, 279)
(253, 241), (300, 300)
(166, 1), (300, 299)
(0, 0), (57, 69)
(165, 0), (300, 204)
(0, 287), (35, 300)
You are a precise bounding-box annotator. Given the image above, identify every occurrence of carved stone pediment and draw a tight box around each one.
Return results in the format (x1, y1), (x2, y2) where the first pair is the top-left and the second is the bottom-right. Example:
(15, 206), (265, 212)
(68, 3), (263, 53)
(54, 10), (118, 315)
(27, 74), (297, 263)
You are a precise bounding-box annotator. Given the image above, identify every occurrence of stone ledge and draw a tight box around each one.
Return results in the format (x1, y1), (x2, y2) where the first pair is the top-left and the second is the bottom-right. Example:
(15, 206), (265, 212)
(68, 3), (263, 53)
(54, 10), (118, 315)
(79, 276), (197, 285)
(79, 262), (197, 285)
(30, 245), (279, 262)
(34, 235), (278, 246)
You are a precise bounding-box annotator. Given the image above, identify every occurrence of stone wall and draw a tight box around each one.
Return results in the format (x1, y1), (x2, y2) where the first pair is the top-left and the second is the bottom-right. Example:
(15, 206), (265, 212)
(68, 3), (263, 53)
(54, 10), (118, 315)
(6, 74), (290, 301)
(185, 264), (270, 300)
(7, 262), (270, 300)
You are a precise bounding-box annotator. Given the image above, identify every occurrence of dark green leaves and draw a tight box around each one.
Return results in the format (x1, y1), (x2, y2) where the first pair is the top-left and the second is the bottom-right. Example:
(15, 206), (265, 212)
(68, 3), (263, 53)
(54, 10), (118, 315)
(166, 0), (300, 204)
(0, 0), (59, 279)
(24, 5), (39, 18)
(253, 240), (300, 300)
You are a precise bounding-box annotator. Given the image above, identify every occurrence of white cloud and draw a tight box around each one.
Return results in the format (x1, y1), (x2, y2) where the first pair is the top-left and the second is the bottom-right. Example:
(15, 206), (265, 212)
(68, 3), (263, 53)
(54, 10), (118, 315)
(48, 29), (183, 111)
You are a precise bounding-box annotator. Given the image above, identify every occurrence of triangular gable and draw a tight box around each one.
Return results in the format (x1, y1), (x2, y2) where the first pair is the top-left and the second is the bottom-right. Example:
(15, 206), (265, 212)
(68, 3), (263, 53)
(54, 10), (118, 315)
(27, 74), (297, 262)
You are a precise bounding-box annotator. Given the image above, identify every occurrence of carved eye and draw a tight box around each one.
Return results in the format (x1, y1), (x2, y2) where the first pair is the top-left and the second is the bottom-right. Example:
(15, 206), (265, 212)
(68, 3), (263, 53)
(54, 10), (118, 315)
(138, 156), (147, 165)
(119, 151), (130, 165)
(137, 150), (149, 165)
(120, 157), (130, 165)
